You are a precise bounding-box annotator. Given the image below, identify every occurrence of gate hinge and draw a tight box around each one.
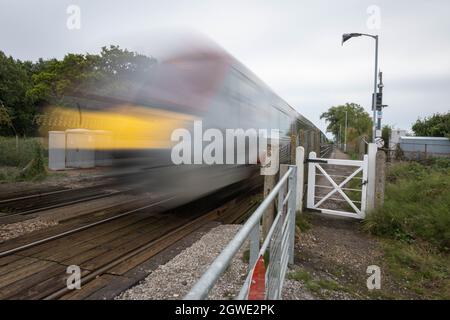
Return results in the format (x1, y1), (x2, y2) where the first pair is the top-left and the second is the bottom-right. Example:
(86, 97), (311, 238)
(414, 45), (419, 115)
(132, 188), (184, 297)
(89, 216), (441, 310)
(305, 159), (328, 164)
(361, 180), (368, 186)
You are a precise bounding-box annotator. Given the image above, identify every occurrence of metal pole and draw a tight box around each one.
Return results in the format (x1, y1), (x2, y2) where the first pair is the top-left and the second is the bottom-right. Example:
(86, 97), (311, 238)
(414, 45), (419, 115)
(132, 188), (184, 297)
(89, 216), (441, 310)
(344, 110), (348, 152)
(372, 36), (379, 142)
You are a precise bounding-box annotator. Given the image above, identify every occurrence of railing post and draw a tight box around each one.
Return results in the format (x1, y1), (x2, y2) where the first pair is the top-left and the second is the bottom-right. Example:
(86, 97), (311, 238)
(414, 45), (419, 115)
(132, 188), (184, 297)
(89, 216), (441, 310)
(288, 166), (297, 265)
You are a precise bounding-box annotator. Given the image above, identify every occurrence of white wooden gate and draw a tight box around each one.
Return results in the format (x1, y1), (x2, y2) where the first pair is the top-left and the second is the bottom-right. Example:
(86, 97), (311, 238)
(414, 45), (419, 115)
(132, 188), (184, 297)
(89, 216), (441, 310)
(306, 151), (368, 219)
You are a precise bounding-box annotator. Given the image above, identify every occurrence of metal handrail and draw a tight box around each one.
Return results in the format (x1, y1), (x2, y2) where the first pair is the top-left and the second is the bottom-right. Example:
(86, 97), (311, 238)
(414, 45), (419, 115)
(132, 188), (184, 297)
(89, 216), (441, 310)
(184, 167), (295, 300)
(236, 206), (291, 299)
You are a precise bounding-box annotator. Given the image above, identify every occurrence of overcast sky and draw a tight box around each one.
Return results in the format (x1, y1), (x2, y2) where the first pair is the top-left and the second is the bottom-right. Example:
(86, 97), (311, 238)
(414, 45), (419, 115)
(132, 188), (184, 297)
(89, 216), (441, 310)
(1, 0), (449, 135)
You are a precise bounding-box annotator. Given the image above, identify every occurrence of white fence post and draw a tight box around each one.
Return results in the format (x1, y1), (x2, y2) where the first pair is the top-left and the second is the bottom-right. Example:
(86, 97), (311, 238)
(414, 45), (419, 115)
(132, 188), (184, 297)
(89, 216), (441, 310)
(366, 143), (377, 212)
(295, 146), (305, 212)
(306, 151), (316, 209)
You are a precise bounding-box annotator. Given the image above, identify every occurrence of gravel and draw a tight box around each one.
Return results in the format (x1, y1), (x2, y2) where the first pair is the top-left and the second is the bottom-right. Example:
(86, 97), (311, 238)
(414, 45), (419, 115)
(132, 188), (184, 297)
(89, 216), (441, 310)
(117, 224), (249, 300)
(0, 218), (58, 242)
(282, 276), (315, 300)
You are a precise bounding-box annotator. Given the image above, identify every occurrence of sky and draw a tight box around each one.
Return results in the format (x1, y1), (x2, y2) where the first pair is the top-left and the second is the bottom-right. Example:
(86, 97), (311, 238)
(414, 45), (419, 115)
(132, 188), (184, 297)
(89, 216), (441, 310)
(1, 0), (449, 136)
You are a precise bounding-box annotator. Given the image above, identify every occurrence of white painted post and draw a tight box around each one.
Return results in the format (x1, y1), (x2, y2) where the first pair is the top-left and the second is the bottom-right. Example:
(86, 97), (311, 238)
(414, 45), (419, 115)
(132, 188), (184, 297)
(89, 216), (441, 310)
(366, 143), (377, 212)
(295, 146), (305, 212)
(306, 151), (316, 209)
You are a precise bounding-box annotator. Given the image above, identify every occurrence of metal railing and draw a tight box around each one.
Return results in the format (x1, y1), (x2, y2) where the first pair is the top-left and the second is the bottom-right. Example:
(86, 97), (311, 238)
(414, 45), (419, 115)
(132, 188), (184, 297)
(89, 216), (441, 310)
(184, 165), (298, 300)
(320, 144), (333, 158)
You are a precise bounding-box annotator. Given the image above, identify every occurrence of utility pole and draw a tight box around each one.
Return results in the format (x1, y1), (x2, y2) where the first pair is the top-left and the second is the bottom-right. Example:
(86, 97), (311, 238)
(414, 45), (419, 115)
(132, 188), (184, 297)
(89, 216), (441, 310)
(344, 110), (348, 152)
(372, 35), (379, 142)
(376, 71), (387, 130)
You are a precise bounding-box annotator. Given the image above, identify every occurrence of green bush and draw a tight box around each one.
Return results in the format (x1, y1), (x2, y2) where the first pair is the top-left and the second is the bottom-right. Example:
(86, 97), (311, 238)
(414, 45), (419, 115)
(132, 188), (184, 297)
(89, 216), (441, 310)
(0, 137), (47, 181)
(19, 141), (47, 180)
(0, 136), (47, 167)
(365, 161), (450, 252)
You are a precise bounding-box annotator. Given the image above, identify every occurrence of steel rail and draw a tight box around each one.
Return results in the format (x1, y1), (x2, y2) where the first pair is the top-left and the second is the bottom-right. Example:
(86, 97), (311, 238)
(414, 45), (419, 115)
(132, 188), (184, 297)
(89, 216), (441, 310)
(0, 190), (124, 219)
(0, 188), (72, 204)
(0, 198), (172, 258)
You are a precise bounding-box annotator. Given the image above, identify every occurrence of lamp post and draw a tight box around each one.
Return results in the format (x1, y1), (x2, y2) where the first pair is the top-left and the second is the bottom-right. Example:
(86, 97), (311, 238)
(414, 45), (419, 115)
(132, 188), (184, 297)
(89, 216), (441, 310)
(344, 110), (348, 152)
(342, 33), (379, 143)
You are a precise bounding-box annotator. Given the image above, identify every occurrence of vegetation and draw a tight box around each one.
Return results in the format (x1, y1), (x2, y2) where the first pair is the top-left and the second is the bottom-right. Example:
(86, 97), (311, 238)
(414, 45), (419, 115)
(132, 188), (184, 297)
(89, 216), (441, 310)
(320, 103), (372, 143)
(381, 240), (449, 299)
(0, 137), (47, 181)
(296, 212), (312, 232)
(365, 159), (450, 252)
(0, 52), (36, 136)
(381, 124), (392, 148)
(364, 159), (450, 298)
(0, 46), (156, 137)
(287, 268), (343, 296)
(412, 112), (450, 138)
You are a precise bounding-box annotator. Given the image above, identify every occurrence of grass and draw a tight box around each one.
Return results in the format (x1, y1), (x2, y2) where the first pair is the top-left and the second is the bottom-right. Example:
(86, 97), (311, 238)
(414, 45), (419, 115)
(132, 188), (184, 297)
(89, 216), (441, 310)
(296, 211), (312, 232)
(348, 152), (359, 160)
(242, 248), (270, 269)
(287, 268), (343, 296)
(0, 136), (48, 182)
(381, 240), (450, 299)
(364, 158), (450, 252)
(364, 158), (450, 299)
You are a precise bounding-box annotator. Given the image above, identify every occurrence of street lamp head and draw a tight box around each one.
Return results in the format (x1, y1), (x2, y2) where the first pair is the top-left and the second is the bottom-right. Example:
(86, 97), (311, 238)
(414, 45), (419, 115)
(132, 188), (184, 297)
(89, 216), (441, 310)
(342, 33), (362, 45)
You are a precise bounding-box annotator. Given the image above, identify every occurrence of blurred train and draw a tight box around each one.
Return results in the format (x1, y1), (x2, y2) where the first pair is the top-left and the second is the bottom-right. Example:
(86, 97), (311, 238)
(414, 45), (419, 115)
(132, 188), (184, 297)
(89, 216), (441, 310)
(42, 39), (327, 208)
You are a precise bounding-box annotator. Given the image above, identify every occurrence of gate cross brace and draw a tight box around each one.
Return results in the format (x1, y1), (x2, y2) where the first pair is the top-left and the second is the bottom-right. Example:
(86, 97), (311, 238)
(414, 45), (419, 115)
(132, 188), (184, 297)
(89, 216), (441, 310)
(313, 164), (363, 215)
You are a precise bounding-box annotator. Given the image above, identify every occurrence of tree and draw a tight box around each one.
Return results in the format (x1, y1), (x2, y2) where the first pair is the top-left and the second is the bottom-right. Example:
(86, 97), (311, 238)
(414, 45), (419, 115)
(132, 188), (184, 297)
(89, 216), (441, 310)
(412, 112), (450, 138)
(381, 124), (392, 148)
(320, 103), (372, 142)
(27, 45), (157, 105)
(0, 51), (36, 136)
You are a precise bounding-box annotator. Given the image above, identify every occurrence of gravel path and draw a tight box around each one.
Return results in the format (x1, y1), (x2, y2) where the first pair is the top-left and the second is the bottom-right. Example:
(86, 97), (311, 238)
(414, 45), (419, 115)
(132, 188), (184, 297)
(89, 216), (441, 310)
(117, 224), (249, 300)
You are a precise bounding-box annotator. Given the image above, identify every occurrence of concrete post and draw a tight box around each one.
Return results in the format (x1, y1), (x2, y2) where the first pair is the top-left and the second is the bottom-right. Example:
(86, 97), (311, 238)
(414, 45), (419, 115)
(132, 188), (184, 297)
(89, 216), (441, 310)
(288, 165), (297, 265)
(299, 130), (305, 149)
(262, 144), (277, 239)
(375, 150), (386, 209)
(290, 134), (297, 165)
(278, 165), (288, 215)
(366, 143), (377, 211)
(358, 136), (366, 160)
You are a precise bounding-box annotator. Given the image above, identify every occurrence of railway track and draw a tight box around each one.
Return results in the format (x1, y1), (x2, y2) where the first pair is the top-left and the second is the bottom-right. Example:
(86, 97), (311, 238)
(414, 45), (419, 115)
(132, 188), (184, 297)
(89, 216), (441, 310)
(0, 175), (160, 224)
(0, 183), (122, 218)
(0, 178), (262, 300)
(0, 171), (157, 221)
